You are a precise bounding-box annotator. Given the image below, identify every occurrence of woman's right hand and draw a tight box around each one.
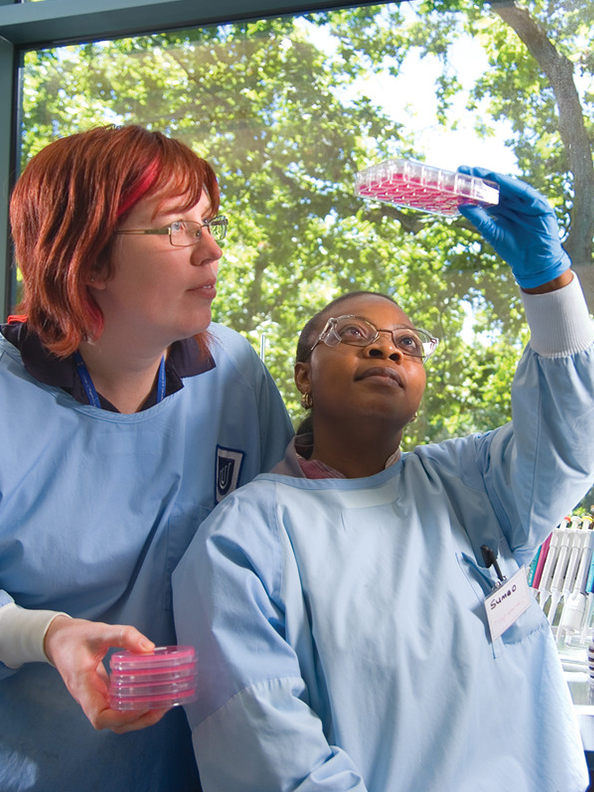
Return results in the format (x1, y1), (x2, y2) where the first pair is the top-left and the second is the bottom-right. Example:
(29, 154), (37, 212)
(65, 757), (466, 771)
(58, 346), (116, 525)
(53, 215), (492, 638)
(44, 615), (170, 733)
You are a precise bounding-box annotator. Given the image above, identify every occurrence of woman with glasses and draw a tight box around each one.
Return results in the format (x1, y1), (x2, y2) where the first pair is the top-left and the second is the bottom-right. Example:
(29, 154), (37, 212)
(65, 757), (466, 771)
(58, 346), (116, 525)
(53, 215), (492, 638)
(173, 170), (594, 792)
(0, 125), (292, 792)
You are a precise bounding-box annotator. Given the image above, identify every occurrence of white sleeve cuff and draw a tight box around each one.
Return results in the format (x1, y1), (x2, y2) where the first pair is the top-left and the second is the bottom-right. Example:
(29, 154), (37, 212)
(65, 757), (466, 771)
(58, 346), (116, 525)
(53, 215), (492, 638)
(521, 272), (594, 357)
(0, 602), (71, 668)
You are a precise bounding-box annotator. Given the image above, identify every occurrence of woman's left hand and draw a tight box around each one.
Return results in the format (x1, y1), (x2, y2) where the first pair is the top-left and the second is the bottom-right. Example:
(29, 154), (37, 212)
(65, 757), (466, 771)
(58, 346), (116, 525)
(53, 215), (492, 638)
(457, 166), (571, 289)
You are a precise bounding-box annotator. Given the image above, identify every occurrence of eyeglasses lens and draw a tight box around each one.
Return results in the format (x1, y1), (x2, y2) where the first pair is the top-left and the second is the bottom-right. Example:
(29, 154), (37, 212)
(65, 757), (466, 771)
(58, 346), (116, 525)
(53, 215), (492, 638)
(333, 318), (375, 346)
(170, 218), (228, 247)
(207, 218), (228, 241)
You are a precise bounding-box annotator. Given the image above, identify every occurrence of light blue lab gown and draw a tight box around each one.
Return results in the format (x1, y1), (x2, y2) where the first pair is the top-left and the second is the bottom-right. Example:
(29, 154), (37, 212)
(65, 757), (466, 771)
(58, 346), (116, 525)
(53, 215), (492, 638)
(173, 285), (594, 792)
(0, 323), (293, 792)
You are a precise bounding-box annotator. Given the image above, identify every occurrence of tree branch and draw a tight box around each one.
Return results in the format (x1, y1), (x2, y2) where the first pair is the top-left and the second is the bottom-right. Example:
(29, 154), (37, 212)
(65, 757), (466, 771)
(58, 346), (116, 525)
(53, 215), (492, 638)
(490, 0), (594, 276)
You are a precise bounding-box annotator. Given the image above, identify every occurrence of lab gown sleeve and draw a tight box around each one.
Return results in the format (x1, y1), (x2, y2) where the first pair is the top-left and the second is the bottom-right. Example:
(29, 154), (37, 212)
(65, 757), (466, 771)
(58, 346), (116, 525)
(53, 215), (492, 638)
(173, 490), (369, 792)
(416, 273), (594, 566)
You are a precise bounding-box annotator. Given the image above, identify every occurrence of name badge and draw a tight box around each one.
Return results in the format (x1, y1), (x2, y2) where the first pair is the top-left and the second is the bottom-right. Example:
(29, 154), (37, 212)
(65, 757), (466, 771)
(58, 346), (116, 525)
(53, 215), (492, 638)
(484, 566), (531, 642)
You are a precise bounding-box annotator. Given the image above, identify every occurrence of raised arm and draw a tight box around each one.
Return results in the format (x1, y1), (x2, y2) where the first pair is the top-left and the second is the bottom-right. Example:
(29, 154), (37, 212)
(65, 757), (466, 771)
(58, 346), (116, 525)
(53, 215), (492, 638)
(455, 168), (594, 558)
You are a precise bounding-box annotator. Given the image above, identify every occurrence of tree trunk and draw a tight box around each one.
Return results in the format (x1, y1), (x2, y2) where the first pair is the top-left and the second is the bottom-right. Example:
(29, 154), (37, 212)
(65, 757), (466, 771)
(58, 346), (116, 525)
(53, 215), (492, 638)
(490, 1), (594, 307)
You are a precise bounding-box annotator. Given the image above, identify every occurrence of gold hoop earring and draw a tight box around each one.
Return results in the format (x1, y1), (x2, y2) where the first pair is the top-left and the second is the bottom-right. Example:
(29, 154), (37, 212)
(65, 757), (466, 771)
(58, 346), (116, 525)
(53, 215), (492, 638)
(301, 392), (313, 410)
(409, 411), (418, 423)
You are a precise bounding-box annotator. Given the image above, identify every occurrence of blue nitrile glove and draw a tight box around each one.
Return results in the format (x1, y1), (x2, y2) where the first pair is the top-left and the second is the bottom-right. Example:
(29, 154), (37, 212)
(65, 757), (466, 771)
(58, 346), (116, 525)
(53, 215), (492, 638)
(457, 166), (571, 289)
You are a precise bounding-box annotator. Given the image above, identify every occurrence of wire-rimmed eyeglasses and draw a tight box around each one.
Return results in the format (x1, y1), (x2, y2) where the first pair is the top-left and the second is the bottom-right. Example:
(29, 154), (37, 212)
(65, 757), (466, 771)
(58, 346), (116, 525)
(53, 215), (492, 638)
(310, 315), (439, 360)
(116, 216), (228, 247)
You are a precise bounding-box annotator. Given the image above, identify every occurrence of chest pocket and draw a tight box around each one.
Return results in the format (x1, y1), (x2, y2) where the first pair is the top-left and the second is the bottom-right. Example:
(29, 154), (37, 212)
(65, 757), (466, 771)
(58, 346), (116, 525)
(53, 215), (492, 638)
(457, 536), (548, 659)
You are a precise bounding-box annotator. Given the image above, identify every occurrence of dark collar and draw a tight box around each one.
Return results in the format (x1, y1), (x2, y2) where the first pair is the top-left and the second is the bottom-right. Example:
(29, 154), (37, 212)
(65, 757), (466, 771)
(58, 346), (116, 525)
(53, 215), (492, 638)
(1, 321), (215, 412)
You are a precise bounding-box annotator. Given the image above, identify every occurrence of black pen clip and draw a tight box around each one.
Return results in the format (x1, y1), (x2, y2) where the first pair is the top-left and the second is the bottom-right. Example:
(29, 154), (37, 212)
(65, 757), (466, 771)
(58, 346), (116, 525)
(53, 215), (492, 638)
(480, 544), (506, 588)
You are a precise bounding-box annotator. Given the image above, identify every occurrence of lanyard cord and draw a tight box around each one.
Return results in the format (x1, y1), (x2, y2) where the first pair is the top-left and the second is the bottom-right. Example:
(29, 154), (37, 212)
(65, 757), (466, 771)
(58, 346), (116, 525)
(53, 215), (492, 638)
(74, 351), (166, 409)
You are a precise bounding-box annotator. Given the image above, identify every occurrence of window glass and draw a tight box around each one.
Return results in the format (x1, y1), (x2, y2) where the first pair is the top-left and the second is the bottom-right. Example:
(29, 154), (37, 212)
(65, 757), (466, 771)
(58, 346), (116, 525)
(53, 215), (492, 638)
(17, 0), (593, 462)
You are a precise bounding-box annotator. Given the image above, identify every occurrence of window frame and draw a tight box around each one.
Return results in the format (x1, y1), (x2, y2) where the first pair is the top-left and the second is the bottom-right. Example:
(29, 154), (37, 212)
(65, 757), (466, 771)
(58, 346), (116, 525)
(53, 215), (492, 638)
(0, 0), (393, 318)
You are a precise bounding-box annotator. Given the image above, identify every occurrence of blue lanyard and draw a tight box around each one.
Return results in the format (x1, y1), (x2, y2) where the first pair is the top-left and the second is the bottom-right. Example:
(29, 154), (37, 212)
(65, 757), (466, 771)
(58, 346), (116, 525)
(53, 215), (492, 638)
(74, 351), (166, 409)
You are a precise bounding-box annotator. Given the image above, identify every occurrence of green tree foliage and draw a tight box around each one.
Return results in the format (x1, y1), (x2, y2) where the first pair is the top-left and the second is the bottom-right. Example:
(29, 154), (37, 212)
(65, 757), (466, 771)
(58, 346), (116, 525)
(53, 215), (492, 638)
(16, 2), (593, 478)
(416, 0), (594, 279)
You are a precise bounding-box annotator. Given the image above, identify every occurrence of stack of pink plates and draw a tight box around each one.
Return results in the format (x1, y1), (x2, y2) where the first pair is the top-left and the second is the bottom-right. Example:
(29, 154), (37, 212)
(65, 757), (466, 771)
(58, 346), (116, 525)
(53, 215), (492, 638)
(109, 645), (198, 711)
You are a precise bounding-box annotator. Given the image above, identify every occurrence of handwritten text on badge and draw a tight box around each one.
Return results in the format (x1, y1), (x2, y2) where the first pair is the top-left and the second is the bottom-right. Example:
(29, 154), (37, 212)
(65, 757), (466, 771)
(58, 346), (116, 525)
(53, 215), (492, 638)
(484, 566), (531, 642)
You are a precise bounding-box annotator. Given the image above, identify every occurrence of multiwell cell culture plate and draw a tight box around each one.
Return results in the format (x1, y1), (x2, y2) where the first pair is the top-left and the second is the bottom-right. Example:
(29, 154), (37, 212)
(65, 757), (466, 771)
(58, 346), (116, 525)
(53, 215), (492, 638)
(355, 159), (499, 217)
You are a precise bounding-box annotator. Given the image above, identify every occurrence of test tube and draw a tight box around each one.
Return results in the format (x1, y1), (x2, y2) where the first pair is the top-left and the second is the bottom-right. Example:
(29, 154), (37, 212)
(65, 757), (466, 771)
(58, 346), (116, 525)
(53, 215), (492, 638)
(547, 522), (573, 625)
(538, 521), (566, 608)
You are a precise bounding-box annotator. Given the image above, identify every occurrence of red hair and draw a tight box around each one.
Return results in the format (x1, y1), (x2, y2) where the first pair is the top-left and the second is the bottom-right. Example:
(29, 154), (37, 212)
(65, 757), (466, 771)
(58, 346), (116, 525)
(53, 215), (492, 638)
(10, 125), (220, 357)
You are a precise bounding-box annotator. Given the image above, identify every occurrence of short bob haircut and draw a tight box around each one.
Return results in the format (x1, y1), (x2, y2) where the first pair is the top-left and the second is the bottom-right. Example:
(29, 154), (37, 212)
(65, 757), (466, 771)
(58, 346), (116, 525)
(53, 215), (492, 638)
(10, 124), (220, 357)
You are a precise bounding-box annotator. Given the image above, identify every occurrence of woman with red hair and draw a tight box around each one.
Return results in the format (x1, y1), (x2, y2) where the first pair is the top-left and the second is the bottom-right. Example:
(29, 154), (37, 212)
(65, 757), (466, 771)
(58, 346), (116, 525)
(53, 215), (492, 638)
(0, 125), (292, 792)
